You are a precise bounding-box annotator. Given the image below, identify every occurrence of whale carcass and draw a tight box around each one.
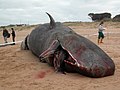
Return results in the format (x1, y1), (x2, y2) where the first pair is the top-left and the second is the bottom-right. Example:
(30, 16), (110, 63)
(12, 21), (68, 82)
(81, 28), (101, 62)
(21, 13), (115, 78)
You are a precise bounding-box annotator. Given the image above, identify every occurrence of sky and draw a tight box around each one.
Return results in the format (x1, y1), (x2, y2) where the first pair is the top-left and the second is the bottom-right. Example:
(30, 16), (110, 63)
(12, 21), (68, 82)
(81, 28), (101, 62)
(0, 0), (120, 26)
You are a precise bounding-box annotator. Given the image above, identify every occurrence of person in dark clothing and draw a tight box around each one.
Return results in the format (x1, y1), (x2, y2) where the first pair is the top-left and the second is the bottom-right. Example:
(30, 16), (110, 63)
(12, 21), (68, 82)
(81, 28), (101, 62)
(3, 28), (9, 43)
(11, 28), (16, 45)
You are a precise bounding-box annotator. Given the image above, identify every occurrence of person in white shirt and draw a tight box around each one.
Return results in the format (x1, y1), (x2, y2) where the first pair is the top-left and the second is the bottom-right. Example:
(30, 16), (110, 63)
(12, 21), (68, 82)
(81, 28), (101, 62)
(98, 21), (106, 44)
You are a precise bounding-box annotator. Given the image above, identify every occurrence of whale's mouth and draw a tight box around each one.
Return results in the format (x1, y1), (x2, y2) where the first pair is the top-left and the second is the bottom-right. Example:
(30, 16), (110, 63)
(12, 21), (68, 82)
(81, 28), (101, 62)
(39, 40), (81, 71)
(39, 45), (80, 66)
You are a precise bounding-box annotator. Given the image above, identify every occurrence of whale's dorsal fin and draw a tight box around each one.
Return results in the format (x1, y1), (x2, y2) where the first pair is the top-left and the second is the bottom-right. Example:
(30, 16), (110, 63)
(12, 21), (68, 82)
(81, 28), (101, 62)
(46, 12), (56, 29)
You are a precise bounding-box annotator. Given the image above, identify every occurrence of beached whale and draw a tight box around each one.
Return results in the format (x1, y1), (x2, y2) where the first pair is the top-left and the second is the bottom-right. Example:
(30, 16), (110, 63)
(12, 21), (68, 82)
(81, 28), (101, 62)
(21, 13), (115, 78)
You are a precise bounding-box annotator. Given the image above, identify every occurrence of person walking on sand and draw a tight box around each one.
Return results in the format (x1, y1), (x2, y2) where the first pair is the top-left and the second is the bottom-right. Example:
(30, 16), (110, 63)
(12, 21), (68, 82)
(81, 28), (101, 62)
(3, 28), (9, 43)
(11, 28), (16, 45)
(98, 21), (106, 44)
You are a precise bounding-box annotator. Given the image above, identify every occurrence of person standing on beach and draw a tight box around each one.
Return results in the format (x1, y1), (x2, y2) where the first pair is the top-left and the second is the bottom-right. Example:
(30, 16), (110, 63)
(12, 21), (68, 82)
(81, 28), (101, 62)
(98, 21), (106, 44)
(3, 28), (9, 43)
(11, 28), (16, 45)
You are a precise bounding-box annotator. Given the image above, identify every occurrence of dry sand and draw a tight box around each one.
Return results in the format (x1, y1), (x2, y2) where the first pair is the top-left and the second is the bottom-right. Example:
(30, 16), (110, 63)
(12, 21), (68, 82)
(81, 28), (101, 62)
(0, 22), (120, 90)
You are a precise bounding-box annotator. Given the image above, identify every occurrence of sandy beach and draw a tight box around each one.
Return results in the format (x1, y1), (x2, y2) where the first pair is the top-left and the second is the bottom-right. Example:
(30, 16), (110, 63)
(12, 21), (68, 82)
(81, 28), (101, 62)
(0, 22), (120, 90)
